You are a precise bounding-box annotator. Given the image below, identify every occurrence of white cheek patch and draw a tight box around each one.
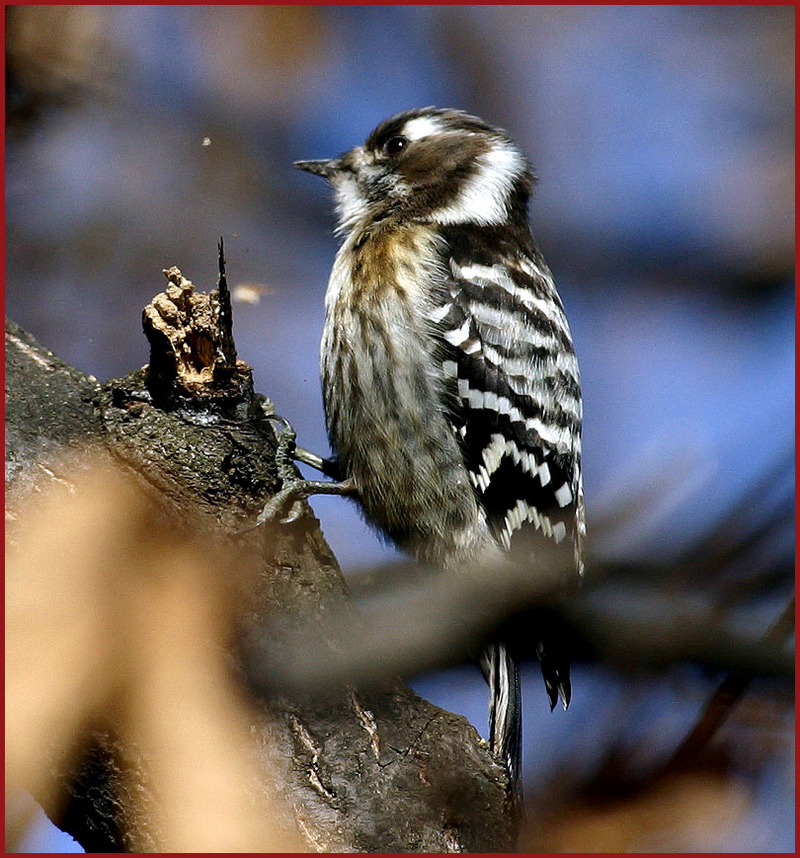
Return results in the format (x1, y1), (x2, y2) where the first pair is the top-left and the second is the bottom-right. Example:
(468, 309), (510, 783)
(430, 141), (526, 226)
(402, 115), (445, 141)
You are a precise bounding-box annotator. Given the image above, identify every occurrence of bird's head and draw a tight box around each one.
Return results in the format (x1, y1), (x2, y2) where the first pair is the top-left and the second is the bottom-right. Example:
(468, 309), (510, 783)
(295, 107), (534, 236)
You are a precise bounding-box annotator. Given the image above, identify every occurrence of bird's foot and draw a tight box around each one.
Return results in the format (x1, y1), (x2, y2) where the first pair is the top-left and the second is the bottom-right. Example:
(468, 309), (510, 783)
(239, 414), (354, 533)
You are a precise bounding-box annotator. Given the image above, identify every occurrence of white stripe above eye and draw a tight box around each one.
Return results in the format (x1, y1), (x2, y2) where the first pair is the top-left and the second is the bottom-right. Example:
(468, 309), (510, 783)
(401, 115), (444, 141)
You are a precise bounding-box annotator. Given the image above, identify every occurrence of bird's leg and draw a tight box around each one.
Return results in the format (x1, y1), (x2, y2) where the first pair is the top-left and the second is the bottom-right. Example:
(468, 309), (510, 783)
(293, 444), (345, 481)
(240, 414), (354, 533)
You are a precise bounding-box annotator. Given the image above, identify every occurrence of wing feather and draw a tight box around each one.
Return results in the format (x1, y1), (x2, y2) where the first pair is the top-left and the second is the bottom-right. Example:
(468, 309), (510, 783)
(430, 245), (583, 575)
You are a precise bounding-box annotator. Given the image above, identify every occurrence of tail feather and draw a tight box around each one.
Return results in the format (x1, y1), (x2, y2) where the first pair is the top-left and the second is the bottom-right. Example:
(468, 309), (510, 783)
(482, 642), (522, 802)
(537, 635), (572, 711)
(481, 635), (571, 804)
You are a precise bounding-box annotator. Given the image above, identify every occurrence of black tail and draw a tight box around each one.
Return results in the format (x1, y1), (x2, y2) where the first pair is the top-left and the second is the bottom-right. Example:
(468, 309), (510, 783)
(481, 634), (571, 805)
(537, 629), (572, 712)
(482, 642), (523, 803)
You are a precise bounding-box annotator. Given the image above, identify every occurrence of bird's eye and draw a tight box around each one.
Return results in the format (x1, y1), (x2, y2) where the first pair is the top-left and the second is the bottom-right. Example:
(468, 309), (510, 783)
(384, 136), (408, 156)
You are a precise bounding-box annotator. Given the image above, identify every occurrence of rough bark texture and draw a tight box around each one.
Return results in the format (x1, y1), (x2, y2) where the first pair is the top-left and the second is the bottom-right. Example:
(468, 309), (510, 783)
(5, 267), (514, 853)
(5, 319), (106, 508)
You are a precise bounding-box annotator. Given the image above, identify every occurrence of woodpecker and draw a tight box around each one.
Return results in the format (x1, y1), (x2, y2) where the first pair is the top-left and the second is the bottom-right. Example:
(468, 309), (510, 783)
(295, 107), (584, 796)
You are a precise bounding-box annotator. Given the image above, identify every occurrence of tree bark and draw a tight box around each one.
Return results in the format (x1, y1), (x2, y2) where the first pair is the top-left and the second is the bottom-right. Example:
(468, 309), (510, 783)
(4, 265), (514, 852)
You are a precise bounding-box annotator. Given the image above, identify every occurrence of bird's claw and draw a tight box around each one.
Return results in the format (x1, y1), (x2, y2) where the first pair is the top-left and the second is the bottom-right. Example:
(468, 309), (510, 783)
(237, 414), (355, 535)
(265, 413), (300, 484)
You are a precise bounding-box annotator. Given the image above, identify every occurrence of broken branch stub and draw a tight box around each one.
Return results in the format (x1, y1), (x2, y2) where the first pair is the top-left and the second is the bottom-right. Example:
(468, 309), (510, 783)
(142, 266), (249, 408)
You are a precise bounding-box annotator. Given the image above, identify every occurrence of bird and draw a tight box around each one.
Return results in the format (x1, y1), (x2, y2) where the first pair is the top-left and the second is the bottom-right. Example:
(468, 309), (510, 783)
(294, 107), (584, 798)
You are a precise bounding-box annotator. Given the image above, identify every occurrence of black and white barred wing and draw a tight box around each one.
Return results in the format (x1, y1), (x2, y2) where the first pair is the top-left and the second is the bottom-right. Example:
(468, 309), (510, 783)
(431, 251), (585, 577)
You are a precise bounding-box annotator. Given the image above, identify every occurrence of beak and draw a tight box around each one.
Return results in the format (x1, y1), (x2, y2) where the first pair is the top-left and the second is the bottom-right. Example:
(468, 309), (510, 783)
(293, 158), (341, 180)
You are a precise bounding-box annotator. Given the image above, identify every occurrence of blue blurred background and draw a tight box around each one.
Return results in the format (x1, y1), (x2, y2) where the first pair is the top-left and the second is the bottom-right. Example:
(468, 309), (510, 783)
(6, 5), (794, 852)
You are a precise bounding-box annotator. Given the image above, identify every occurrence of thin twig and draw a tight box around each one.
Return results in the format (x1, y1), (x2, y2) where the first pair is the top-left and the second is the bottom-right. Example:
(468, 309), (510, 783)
(663, 596), (795, 773)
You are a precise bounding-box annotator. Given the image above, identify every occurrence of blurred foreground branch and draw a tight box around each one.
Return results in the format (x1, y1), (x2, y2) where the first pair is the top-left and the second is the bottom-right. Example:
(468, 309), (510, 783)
(243, 544), (793, 700)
